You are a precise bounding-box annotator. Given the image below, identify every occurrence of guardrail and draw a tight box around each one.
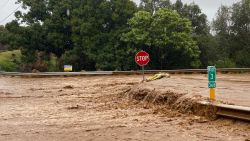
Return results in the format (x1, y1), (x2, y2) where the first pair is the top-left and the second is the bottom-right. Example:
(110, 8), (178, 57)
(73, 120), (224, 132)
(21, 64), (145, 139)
(0, 71), (113, 77)
(1, 68), (250, 77)
(143, 68), (250, 73)
(111, 68), (250, 74)
(199, 101), (250, 121)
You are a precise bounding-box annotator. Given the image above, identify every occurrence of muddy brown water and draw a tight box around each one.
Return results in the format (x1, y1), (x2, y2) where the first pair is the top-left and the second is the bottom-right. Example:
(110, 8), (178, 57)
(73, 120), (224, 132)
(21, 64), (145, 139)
(0, 75), (249, 141)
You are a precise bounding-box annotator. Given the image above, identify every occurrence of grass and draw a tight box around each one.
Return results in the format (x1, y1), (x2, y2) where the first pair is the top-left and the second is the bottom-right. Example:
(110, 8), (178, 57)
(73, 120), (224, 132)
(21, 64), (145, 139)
(0, 50), (60, 72)
(0, 50), (21, 72)
(47, 54), (59, 72)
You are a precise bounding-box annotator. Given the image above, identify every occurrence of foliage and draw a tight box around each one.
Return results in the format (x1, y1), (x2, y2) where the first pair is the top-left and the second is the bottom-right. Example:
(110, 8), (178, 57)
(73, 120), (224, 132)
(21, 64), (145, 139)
(213, 0), (250, 67)
(0, 26), (9, 45)
(1, 0), (250, 72)
(47, 54), (59, 72)
(139, 0), (212, 68)
(214, 58), (236, 68)
(8, 0), (138, 71)
(0, 50), (21, 71)
(68, 0), (138, 70)
(139, 0), (172, 14)
(123, 9), (201, 69)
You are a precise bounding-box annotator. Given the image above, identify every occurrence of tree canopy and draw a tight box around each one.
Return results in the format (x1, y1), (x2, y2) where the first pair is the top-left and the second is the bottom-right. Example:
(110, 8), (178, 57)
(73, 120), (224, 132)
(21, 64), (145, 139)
(123, 9), (200, 69)
(0, 0), (249, 72)
(213, 0), (250, 67)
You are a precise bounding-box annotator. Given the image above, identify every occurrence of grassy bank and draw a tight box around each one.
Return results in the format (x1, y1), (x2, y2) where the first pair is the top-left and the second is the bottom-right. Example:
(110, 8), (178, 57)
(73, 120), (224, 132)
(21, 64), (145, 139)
(0, 50), (59, 72)
(0, 50), (21, 71)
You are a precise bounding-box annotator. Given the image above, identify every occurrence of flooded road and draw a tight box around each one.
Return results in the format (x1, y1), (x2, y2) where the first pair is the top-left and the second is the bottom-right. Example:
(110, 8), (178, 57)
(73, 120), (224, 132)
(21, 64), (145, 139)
(0, 75), (249, 141)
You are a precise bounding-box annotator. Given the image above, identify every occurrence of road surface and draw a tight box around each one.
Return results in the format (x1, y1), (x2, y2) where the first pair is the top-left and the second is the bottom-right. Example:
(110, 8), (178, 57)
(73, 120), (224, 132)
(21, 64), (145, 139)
(0, 74), (249, 141)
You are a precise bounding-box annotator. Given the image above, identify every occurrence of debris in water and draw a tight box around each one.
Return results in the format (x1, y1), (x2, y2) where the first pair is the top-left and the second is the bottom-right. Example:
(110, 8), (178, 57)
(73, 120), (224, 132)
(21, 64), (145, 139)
(146, 73), (170, 82)
(67, 104), (81, 110)
(63, 85), (74, 89)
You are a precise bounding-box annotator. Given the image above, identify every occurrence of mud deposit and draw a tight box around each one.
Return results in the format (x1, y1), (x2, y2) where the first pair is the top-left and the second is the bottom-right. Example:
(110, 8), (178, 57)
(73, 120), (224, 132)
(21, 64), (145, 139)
(126, 83), (217, 119)
(0, 75), (249, 141)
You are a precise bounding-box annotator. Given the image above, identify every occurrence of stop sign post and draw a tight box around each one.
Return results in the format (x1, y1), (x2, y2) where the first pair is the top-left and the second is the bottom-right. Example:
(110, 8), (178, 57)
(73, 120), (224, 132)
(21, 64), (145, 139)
(135, 51), (150, 81)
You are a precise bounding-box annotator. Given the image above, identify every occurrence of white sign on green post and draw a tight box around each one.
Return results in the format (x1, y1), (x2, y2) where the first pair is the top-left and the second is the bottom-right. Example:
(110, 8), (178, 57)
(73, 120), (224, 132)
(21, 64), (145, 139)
(207, 66), (216, 88)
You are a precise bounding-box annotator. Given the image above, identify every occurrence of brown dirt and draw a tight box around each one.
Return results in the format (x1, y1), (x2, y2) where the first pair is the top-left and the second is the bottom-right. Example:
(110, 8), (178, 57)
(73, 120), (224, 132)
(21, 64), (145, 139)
(0, 75), (249, 141)
(126, 80), (218, 119)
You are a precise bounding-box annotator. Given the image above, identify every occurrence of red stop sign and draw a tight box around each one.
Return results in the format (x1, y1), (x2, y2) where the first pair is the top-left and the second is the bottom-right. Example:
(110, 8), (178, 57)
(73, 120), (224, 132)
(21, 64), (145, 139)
(135, 51), (150, 66)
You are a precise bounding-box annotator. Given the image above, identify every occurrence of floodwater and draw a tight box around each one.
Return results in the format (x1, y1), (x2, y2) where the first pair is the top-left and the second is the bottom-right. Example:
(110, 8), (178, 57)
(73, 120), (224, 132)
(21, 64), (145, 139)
(0, 74), (249, 141)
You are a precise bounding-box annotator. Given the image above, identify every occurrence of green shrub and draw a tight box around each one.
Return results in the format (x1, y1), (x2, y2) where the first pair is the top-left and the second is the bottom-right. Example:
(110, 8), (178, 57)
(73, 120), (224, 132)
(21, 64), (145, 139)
(0, 50), (21, 71)
(214, 58), (236, 68)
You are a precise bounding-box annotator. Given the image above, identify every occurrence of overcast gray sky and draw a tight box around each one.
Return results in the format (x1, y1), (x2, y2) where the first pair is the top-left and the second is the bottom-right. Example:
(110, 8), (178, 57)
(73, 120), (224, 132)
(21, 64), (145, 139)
(0, 0), (240, 25)
(134, 0), (240, 21)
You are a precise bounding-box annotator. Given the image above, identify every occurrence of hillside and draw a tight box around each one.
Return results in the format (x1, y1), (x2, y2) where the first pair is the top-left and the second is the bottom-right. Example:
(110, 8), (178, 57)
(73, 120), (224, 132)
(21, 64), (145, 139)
(0, 50), (21, 71)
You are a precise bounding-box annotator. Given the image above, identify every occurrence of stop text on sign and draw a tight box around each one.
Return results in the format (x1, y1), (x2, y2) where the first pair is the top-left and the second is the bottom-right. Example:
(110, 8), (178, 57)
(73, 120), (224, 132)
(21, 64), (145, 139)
(135, 51), (150, 66)
(136, 56), (149, 62)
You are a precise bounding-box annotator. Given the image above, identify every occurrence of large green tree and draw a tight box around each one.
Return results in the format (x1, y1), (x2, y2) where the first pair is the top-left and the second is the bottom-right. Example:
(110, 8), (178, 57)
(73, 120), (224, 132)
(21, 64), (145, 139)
(173, 1), (213, 67)
(64, 0), (138, 71)
(139, 0), (212, 68)
(8, 0), (137, 71)
(0, 26), (9, 45)
(123, 9), (201, 69)
(15, 0), (75, 58)
(213, 0), (250, 67)
(230, 0), (250, 66)
(139, 0), (172, 14)
(213, 6), (231, 55)
(0, 26), (10, 51)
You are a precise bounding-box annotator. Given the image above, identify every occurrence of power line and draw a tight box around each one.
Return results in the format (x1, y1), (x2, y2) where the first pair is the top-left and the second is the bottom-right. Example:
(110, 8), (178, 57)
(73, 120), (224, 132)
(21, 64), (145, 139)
(0, 5), (21, 24)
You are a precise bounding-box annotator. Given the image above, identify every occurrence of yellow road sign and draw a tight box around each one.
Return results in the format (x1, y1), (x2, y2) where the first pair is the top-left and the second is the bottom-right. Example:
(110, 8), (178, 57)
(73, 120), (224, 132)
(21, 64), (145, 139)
(64, 65), (72, 72)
